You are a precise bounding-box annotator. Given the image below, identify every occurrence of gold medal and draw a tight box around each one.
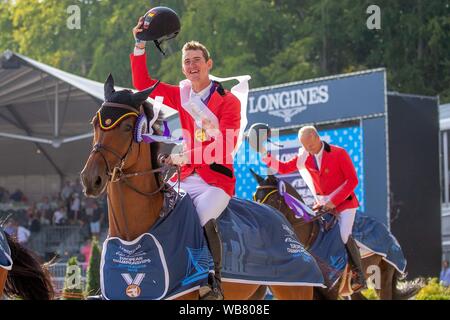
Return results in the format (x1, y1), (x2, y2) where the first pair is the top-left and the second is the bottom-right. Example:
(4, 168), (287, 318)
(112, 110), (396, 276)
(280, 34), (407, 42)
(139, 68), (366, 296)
(195, 128), (207, 142)
(125, 284), (141, 298)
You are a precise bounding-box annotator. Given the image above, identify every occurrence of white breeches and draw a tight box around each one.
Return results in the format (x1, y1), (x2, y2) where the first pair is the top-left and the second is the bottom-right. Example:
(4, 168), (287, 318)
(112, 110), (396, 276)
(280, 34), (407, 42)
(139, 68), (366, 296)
(170, 174), (230, 227)
(337, 208), (357, 244)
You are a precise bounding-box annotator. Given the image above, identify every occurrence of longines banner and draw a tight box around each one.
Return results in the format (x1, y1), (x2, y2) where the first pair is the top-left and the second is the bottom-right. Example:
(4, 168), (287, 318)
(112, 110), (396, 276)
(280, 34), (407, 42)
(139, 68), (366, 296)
(247, 69), (386, 127)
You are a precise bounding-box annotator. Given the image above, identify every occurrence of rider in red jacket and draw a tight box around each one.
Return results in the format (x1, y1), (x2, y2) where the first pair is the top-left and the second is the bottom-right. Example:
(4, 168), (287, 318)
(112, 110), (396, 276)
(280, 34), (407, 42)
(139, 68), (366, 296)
(131, 16), (242, 300)
(260, 126), (366, 291)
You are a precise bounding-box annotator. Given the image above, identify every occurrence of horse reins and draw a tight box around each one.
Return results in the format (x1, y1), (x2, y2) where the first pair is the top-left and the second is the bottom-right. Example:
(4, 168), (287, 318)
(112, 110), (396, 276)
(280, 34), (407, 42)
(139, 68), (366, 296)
(254, 185), (326, 249)
(254, 185), (331, 225)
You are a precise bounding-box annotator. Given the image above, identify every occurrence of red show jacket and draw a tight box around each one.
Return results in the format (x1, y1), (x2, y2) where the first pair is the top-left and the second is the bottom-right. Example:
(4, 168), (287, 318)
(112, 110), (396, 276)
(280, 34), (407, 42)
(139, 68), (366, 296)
(130, 53), (241, 196)
(262, 142), (359, 213)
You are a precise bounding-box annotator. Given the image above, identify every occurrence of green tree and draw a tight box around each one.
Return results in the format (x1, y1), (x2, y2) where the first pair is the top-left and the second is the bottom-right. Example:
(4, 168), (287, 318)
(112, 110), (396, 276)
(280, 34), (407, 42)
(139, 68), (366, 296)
(0, 0), (16, 52)
(88, 0), (188, 87)
(1, 0), (448, 102)
(85, 238), (102, 297)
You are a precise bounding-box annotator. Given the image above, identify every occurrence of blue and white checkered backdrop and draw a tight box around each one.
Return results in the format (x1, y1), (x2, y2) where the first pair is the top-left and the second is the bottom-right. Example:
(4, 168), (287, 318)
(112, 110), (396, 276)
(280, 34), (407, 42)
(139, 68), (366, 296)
(234, 125), (365, 211)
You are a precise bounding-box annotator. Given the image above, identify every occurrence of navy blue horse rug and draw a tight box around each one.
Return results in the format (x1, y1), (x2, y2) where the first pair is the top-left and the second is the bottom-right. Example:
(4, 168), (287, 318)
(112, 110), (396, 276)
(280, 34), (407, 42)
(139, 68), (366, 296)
(219, 198), (324, 286)
(0, 228), (12, 270)
(308, 213), (407, 289)
(101, 193), (324, 300)
(353, 213), (407, 274)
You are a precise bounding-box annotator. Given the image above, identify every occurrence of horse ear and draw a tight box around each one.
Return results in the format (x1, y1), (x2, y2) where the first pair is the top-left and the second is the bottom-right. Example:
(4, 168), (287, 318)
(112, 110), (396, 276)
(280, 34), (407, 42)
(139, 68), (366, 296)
(249, 168), (265, 185)
(267, 174), (278, 185)
(104, 73), (115, 100)
(131, 80), (161, 106)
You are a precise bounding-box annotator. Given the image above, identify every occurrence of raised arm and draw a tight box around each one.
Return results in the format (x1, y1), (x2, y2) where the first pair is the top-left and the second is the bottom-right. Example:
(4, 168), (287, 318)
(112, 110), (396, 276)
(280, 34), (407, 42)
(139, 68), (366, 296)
(130, 17), (180, 110)
(261, 150), (299, 175)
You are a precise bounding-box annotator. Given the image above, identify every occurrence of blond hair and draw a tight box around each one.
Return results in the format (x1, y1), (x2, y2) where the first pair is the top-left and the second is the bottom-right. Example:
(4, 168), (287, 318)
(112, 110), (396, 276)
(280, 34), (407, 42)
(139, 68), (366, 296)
(182, 41), (211, 61)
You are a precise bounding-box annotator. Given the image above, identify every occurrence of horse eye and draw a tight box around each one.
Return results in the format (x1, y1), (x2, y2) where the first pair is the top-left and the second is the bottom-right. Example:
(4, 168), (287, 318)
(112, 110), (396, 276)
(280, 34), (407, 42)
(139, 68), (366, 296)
(124, 124), (133, 132)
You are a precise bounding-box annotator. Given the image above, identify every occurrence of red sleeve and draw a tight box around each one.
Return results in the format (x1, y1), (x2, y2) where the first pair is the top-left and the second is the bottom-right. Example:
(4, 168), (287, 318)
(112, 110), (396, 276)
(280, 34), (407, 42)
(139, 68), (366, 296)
(184, 94), (241, 165)
(129, 53), (180, 110)
(215, 95), (241, 165)
(330, 149), (359, 207)
(261, 153), (299, 175)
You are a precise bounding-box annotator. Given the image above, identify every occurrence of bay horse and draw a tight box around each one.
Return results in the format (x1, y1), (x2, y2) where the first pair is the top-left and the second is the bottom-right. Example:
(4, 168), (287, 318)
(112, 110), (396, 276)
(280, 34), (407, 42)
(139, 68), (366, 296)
(80, 75), (313, 300)
(0, 227), (54, 300)
(250, 171), (422, 300)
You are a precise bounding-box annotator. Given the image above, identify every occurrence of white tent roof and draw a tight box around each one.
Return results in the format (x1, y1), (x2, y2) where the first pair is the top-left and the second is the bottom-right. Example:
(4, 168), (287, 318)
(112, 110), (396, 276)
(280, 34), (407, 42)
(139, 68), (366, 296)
(0, 50), (177, 176)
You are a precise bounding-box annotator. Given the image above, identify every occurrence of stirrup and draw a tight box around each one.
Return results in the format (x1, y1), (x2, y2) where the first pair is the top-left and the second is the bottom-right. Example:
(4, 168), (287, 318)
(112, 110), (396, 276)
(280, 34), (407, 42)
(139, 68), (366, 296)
(350, 270), (366, 293)
(199, 285), (224, 300)
(199, 274), (224, 300)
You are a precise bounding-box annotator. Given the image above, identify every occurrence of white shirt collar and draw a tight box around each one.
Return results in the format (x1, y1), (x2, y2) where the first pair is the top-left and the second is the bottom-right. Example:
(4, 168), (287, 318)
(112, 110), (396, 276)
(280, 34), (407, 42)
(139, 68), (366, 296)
(190, 81), (213, 101)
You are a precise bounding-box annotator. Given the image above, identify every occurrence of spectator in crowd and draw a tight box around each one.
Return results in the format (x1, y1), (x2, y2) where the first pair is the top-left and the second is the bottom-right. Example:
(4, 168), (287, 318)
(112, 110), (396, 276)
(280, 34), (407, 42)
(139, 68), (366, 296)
(4, 220), (17, 237)
(28, 213), (41, 233)
(26, 203), (37, 219)
(79, 217), (91, 241)
(49, 194), (60, 212)
(10, 188), (25, 203)
(36, 196), (51, 216)
(80, 238), (92, 271)
(89, 203), (103, 239)
(53, 206), (67, 226)
(84, 198), (95, 220)
(440, 260), (450, 286)
(8, 220), (31, 246)
(74, 178), (83, 196)
(69, 193), (81, 224)
(39, 211), (51, 226)
(60, 181), (73, 203)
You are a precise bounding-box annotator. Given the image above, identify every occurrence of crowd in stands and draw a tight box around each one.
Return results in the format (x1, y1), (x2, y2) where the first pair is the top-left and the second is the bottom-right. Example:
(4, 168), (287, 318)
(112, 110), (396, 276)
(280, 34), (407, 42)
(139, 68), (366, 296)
(0, 179), (107, 245)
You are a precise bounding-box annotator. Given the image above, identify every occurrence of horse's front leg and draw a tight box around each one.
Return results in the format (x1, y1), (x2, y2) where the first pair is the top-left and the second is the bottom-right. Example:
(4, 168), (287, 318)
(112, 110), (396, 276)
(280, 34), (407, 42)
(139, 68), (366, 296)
(0, 269), (8, 299)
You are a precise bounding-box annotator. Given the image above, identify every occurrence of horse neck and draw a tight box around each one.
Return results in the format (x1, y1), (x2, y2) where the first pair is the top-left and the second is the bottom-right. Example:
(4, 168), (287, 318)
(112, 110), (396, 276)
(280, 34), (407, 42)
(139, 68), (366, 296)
(293, 220), (317, 248)
(285, 210), (316, 246)
(107, 143), (164, 241)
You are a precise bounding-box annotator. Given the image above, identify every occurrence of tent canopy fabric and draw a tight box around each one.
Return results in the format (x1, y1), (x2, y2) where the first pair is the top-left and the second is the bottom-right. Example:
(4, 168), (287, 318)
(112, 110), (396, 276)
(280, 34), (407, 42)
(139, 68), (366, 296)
(0, 50), (177, 176)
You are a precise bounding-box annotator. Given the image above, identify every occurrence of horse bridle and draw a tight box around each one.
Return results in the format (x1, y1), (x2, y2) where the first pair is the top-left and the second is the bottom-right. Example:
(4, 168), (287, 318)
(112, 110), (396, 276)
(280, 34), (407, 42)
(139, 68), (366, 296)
(254, 184), (330, 250)
(91, 102), (175, 195)
(253, 185), (284, 212)
(90, 103), (179, 239)
(253, 185), (331, 226)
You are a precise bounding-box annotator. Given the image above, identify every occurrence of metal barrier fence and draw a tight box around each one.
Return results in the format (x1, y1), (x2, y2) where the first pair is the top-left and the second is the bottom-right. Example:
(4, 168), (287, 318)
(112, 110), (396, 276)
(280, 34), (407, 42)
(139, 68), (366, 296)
(28, 225), (85, 258)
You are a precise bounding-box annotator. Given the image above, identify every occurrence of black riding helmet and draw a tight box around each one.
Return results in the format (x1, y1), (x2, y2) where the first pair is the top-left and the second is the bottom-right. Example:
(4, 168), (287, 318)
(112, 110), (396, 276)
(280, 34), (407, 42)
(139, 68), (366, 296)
(135, 7), (181, 55)
(246, 123), (271, 153)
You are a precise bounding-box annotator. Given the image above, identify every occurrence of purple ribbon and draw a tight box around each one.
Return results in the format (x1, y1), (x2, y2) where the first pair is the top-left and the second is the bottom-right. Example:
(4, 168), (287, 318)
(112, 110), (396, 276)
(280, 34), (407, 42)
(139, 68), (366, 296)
(277, 180), (315, 221)
(142, 121), (183, 145)
(201, 82), (217, 105)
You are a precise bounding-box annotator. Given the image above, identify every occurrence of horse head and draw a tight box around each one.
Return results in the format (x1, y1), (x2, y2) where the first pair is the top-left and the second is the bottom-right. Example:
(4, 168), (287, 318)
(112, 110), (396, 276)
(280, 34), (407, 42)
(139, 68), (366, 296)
(250, 168), (309, 222)
(80, 74), (161, 197)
